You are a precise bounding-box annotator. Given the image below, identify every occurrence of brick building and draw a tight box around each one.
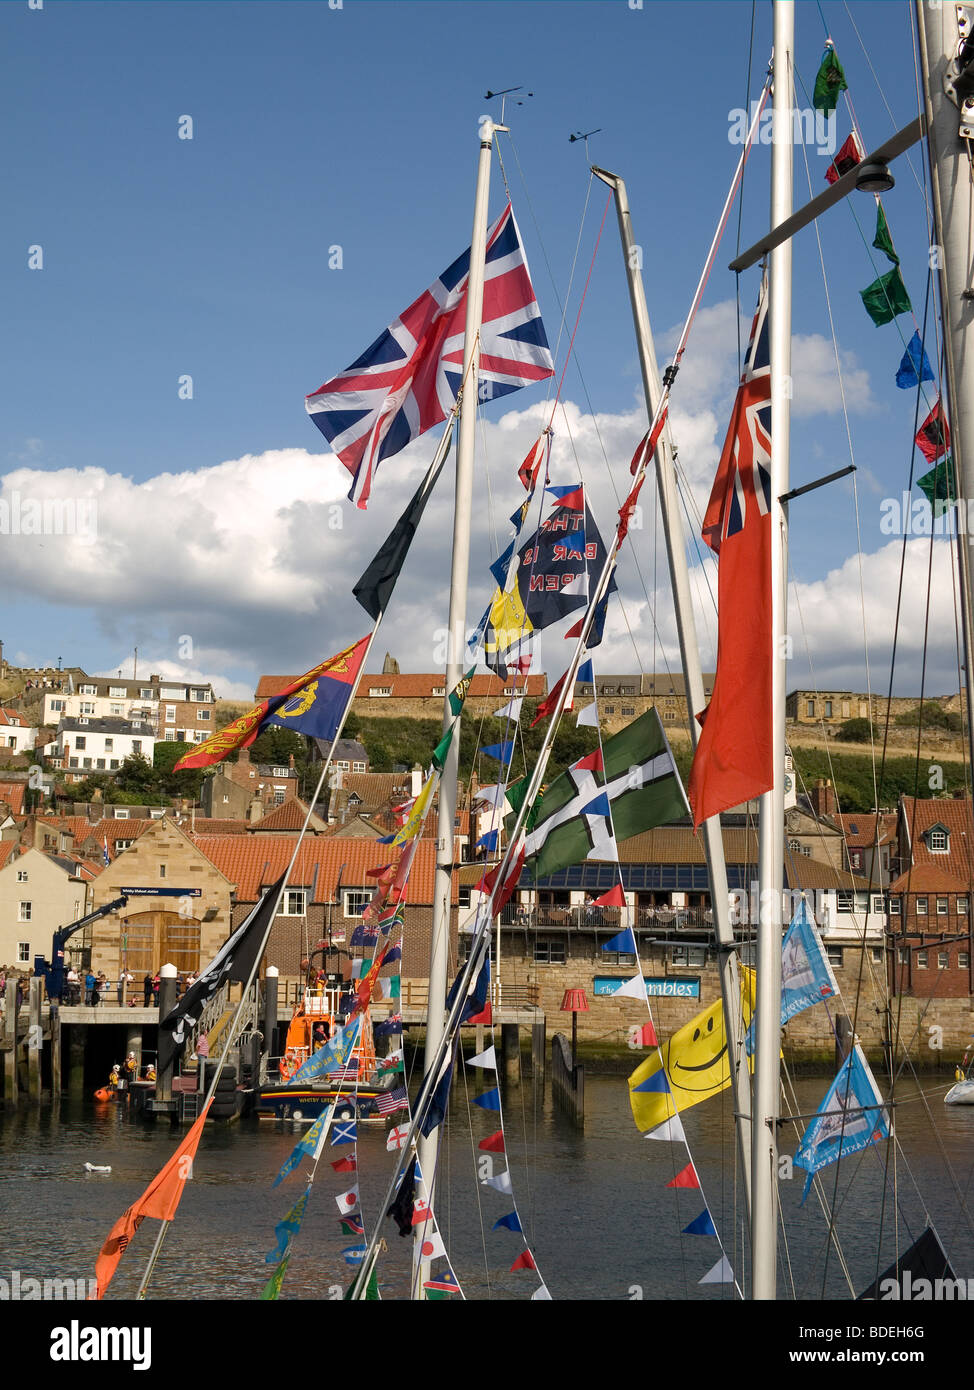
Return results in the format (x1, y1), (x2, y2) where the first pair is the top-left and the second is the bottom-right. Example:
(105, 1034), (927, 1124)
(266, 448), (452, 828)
(888, 795), (974, 998)
(255, 670), (547, 721)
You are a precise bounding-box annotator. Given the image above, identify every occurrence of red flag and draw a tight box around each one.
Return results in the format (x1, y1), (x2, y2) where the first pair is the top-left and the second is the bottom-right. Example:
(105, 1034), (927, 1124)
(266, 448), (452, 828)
(573, 749), (604, 773)
(518, 434), (548, 492)
(530, 669), (574, 726)
(510, 1249), (538, 1272)
(467, 1001), (493, 1026)
(94, 1101), (212, 1298)
(666, 1162), (700, 1190)
(475, 841), (526, 919)
(354, 945), (390, 1015)
(478, 1130), (506, 1153)
(331, 1156), (357, 1174)
(916, 399), (950, 462)
(825, 132), (861, 184)
(592, 884), (625, 907)
(629, 409), (668, 476)
(638, 1019), (658, 1047)
(687, 273), (773, 827)
(617, 473), (646, 546)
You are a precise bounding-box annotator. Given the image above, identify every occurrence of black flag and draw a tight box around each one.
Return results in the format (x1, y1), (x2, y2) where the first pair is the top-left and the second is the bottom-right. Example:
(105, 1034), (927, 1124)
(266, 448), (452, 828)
(157, 872), (287, 1075)
(857, 1225), (955, 1300)
(353, 448), (447, 621)
(386, 1156), (417, 1237)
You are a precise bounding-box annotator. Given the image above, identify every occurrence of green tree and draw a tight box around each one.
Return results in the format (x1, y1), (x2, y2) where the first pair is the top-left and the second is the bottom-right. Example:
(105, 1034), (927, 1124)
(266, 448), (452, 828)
(153, 741), (208, 800)
(835, 717), (873, 743)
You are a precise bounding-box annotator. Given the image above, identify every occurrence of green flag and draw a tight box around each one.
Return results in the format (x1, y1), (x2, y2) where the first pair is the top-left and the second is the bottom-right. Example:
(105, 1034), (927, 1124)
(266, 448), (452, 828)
(431, 723), (455, 773)
(518, 709), (689, 880)
(917, 456), (957, 514)
(872, 205), (899, 266)
(260, 1254), (290, 1300)
(813, 44), (847, 114)
(506, 774), (543, 830)
(344, 1267), (380, 1300)
(860, 267), (912, 326)
(448, 667), (476, 717)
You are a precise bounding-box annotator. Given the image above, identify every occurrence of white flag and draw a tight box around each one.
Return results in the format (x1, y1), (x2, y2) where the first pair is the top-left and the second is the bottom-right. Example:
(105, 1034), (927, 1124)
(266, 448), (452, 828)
(645, 1114), (686, 1142)
(531, 1284), (553, 1300)
(495, 697), (522, 723)
(576, 701), (599, 728)
(483, 1170), (513, 1193)
(699, 1255), (734, 1285)
(335, 1185), (360, 1212)
(612, 974), (647, 1000)
(468, 1046), (497, 1069)
(386, 1124), (409, 1151)
(417, 1227), (447, 1260)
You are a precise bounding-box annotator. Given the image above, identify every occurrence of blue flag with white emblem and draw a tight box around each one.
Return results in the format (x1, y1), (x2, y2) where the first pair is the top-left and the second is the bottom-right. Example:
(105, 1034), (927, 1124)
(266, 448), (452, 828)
(793, 1045), (889, 1201)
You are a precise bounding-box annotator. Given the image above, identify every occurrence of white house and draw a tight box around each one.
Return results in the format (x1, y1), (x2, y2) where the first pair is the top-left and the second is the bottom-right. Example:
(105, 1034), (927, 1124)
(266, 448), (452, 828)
(0, 847), (91, 972)
(47, 716), (156, 779)
(0, 707), (37, 755)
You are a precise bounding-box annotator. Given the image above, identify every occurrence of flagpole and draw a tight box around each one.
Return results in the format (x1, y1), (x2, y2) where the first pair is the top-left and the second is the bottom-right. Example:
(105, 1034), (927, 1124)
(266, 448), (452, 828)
(415, 114), (504, 1298)
(753, 0), (794, 1302)
(592, 165), (755, 1222)
(135, 620), (385, 1300)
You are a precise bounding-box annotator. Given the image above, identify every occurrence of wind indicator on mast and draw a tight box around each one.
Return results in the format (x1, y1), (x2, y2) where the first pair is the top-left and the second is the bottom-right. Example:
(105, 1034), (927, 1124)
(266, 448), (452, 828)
(484, 85), (533, 124)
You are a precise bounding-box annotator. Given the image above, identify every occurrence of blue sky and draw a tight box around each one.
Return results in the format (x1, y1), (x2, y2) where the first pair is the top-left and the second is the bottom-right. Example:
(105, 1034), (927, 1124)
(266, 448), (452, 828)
(1, 1), (958, 700)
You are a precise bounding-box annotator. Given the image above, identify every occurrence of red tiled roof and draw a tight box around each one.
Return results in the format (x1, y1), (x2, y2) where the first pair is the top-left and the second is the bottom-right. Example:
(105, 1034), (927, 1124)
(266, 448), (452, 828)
(256, 672), (547, 701)
(888, 863), (970, 894)
(337, 772), (412, 809)
(174, 817), (249, 835)
(190, 834), (445, 903)
(251, 799), (326, 832)
(0, 783), (27, 815)
(835, 812), (897, 849)
(0, 708), (27, 726)
(0, 842), (16, 871)
(900, 796), (974, 875)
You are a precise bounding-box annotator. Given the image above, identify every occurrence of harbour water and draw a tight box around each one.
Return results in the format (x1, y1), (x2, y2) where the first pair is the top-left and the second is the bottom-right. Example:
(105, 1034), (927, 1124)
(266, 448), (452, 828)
(2, 1069), (973, 1304)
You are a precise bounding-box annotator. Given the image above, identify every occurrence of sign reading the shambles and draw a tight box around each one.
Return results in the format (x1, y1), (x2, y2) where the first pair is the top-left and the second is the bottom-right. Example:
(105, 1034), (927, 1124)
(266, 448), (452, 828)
(593, 977), (700, 998)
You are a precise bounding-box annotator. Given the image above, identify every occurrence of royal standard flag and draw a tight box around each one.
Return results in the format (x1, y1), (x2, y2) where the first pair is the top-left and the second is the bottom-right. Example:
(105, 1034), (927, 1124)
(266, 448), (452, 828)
(516, 709), (688, 880)
(628, 969), (755, 1132)
(175, 636), (370, 770)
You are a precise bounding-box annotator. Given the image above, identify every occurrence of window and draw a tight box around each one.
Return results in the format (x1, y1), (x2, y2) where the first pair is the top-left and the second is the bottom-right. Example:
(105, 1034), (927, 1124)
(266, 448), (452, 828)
(826, 946), (843, 967)
(959, 897), (970, 915)
(937, 897), (949, 916)
(68, 757), (78, 769)
(281, 889), (308, 916)
(917, 950), (928, 969)
(104, 738), (113, 752)
(80, 701), (95, 715)
(897, 948), (909, 965)
(159, 864), (166, 879)
(824, 700), (833, 718)
(74, 736), (86, 750)
(115, 809), (129, 819)
(343, 890), (370, 918)
(18, 942), (30, 964)
(837, 891), (853, 913)
(369, 687), (392, 697)
(929, 829), (948, 852)
(140, 688), (154, 699)
(671, 945), (706, 968)
(842, 701), (850, 718)
(109, 686), (126, 698)
(165, 706), (176, 722)
(273, 790), (286, 805)
(17, 870), (27, 882)
(110, 759), (119, 769)
(604, 704), (615, 715)
(197, 709), (211, 721)
(889, 896), (901, 916)
(165, 730), (177, 741)
(916, 897), (928, 916)
(621, 707), (636, 717)
(533, 939), (566, 964)
(272, 767), (289, 777)
(116, 839), (133, 851)
(960, 952), (970, 969)
(603, 951), (636, 967)
(806, 700), (815, 717)
(872, 895), (885, 915)
(50, 698), (64, 712)
(938, 951), (950, 969)
(788, 839), (800, 852)
(432, 686), (445, 697)
(110, 704), (123, 715)
(191, 689), (209, 702)
(353, 761), (367, 773)
(96, 759), (105, 770)
(80, 684), (96, 695)
(132, 741), (142, 755)
(82, 758), (92, 770)
(18, 902), (31, 922)
(871, 948), (884, 964)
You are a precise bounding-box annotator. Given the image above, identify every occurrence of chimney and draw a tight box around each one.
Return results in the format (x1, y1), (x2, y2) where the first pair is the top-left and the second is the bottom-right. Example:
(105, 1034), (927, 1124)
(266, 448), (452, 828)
(411, 763), (423, 798)
(248, 793), (263, 825)
(237, 748), (251, 767)
(288, 753), (295, 770)
(810, 778), (836, 819)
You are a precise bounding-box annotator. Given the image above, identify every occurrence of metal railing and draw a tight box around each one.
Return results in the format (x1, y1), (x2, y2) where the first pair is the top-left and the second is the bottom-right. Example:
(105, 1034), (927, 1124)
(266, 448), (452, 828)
(400, 979), (540, 1010)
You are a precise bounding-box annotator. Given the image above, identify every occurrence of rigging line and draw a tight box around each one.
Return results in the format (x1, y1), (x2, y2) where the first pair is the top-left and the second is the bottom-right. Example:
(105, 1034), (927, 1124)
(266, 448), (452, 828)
(839, 0), (927, 199)
(735, 0), (758, 375)
(546, 191), (613, 431)
(457, 1042), (494, 1299)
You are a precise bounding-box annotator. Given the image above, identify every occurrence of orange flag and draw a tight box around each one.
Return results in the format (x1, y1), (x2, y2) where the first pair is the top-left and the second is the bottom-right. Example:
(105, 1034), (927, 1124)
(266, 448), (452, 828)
(353, 945), (390, 1016)
(94, 1100), (212, 1298)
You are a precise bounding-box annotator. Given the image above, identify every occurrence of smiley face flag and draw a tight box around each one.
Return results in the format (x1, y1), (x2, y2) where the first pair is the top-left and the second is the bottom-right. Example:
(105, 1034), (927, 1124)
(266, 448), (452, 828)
(628, 968), (755, 1133)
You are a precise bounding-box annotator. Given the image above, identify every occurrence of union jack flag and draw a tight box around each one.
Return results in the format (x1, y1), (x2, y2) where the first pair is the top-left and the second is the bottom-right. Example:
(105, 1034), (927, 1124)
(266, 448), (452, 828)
(701, 270), (771, 552)
(305, 204), (554, 509)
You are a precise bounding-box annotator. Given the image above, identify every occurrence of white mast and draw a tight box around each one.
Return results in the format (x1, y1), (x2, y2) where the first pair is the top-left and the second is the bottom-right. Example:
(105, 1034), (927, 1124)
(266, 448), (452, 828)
(917, 2), (974, 782)
(752, 0), (794, 1301)
(591, 167), (754, 1215)
(415, 115), (502, 1296)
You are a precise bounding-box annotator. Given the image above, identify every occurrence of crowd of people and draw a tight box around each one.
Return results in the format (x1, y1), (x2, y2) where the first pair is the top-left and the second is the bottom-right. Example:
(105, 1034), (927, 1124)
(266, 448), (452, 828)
(0, 964), (202, 1009)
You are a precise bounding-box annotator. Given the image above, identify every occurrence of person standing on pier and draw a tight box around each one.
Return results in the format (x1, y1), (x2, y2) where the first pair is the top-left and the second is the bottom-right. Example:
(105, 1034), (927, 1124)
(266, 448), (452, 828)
(143, 973), (153, 1007)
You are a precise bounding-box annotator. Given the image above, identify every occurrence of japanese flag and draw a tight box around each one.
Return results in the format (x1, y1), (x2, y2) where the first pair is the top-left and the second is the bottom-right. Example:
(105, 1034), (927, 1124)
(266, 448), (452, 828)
(335, 1186), (360, 1213)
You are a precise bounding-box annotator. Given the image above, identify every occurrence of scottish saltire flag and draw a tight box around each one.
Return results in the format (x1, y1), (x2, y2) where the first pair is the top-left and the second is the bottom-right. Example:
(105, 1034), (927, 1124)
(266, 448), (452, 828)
(306, 203), (554, 509)
(289, 1018), (361, 1085)
(175, 636), (370, 770)
(687, 271), (773, 826)
(793, 1045), (889, 1201)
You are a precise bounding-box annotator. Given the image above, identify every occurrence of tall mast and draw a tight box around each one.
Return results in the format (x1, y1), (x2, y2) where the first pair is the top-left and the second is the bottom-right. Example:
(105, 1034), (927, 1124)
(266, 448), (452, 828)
(591, 168), (754, 1216)
(916, 2), (974, 783)
(415, 116), (502, 1295)
(752, 0), (794, 1301)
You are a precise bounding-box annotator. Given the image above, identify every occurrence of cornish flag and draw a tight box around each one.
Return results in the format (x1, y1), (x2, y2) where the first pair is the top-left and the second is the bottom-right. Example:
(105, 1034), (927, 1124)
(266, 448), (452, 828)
(305, 204), (554, 509)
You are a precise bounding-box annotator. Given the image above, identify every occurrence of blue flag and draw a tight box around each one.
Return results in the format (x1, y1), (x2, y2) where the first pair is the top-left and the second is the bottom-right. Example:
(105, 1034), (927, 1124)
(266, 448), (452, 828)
(746, 900), (838, 1054)
(896, 331), (935, 389)
(493, 1212), (523, 1233)
(581, 792), (611, 818)
(265, 1185), (312, 1261)
(794, 1046), (889, 1202)
(601, 927), (636, 954)
(289, 1018), (361, 1086)
(682, 1209), (717, 1237)
(577, 659), (594, 683)
(331, 1120), (357, 1146)
(274, 1110), (331, 1186)
(474, 1087), (501, 1111)
(476, 829), (499, 852)
(482, 741), (516, 765)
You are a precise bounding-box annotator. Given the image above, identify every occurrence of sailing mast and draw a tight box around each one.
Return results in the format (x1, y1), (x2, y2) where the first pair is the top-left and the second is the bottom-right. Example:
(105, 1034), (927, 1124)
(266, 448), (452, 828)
(751, 0), (794, 1303)
(416, 116), (504, 1296)
(916, 2), (974, 784)
(591, 167), (755, 1215)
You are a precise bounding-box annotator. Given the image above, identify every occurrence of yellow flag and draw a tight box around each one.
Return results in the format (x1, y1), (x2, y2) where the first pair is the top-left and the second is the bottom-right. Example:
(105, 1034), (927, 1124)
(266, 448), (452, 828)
(390, 769), (437, 847)
(628, 968), (755, 1132)
(484, 583), (533, 661)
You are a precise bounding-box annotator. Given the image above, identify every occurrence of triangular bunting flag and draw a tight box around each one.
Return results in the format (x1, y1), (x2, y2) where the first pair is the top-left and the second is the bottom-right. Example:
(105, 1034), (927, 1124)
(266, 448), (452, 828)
(469, 1046), (497, 1069)
(645, 1114), (686, 1142)
(699, 1255), (735, 1285)
(473, 1088), (501, 1111)
(612, 975), (647, 1000)
(511, 1249), (538, 1272)
(493, 1211), (523, 1233)
(478, 1130), (506, 1153)
(666, 1162), (700, 1190)
(682, 1209), (718, 1237)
